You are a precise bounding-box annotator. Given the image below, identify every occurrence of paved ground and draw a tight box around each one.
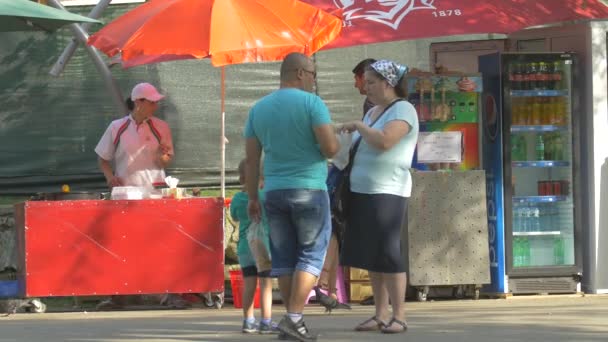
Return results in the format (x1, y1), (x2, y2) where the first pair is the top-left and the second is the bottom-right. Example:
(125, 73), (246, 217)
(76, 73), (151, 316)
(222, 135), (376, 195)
(1, 295), (607, 342)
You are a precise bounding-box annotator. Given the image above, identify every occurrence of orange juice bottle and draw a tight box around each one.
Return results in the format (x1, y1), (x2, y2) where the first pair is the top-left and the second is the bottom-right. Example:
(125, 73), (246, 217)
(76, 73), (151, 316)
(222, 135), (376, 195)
(541, 97), (551, 125)
(547, 97), (556, 124)
(524, 97), (534, 125)
(531, 97), (542, 125)
(555, 97), (566, 125)
(511, 98), (521, 125)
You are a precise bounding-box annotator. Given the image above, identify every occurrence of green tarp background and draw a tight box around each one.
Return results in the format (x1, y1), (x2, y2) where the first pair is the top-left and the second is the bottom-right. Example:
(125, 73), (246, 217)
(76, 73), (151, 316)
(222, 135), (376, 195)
(0, 3), (490, 195)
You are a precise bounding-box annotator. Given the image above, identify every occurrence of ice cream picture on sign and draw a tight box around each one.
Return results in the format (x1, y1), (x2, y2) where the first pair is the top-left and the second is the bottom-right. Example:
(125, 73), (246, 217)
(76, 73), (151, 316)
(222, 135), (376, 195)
(457, 77), (477, 92)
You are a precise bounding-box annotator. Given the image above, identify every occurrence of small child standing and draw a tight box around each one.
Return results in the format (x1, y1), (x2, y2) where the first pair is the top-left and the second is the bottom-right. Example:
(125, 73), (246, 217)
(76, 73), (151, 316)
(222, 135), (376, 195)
(230, 159), (276, 334)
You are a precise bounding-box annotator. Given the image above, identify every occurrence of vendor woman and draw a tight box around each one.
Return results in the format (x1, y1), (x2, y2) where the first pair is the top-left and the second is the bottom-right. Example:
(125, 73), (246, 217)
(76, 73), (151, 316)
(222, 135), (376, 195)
(95, 82), (174, 189)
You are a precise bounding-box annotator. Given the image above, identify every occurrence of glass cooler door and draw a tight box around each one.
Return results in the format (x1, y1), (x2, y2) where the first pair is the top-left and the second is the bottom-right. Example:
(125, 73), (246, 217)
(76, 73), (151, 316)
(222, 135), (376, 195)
(504, 54), (576, 271)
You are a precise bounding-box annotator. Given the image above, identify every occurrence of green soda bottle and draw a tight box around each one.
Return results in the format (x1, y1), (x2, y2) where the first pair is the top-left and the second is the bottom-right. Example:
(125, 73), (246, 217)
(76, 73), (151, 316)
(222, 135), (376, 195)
(554, 135), (564, 161)
(519, 135), (527, 161)
(513, 237), (521, 267)
(522, 237), (531, 266)
(535, 134), (545, 161)
(553, 236), (565, 265)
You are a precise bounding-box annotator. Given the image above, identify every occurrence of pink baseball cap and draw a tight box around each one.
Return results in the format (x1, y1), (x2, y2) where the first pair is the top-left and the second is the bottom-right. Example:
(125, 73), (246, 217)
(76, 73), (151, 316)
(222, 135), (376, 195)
(131, 82), (165, 102)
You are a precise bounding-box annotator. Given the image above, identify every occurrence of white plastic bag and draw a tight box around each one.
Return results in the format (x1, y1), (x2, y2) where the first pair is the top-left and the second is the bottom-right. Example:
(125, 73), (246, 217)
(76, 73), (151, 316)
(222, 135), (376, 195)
(332, 132), (353, 170)
(246, 221), (272, 272)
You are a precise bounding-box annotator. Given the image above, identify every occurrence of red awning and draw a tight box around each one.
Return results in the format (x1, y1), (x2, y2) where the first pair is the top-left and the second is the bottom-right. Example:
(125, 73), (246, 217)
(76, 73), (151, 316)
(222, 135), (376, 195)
(302, 0), (608, 49)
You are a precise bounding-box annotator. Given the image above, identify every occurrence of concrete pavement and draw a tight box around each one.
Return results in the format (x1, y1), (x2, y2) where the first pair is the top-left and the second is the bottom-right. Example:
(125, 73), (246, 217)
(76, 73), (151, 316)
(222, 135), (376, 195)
(0, 295), (607, 342)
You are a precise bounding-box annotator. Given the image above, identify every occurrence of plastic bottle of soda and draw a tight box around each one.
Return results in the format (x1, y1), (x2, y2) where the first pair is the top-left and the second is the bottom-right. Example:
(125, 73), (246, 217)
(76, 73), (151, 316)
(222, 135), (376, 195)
(519, 134), (528, 161)
(513, 237), (521, 267)
(520, 97), (532, 125)
(553, 236), (565, 265)
(544, 133), (553, 160)
(555, 97), (567, 125)
(511, 134), (520, 161)
(529, 63), (539, 90)
(547, 61), (555, 90)
(537, 62), (549, 90)
(554, 134), (564, 160)
(541, 97), (551, 124)
(511, 98), (521, 125)
(547, 97), (557, 124)
(509, 63), (520, 90)
(522, 237), (531, 266)
(521, 63), (532, 90)
(535, 134), (545, 161)
(552, 61), (563, 90)
(514, 63), (524, 90)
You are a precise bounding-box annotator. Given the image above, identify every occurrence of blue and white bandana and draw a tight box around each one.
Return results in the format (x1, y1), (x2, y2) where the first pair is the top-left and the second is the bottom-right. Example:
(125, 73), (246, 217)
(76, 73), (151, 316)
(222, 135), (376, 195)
(370, 60), (408, 87)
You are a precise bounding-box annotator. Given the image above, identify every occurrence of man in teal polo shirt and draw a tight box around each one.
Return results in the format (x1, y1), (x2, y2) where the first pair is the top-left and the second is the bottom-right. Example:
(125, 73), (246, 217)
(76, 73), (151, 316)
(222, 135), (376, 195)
(244, 52), (339, 342)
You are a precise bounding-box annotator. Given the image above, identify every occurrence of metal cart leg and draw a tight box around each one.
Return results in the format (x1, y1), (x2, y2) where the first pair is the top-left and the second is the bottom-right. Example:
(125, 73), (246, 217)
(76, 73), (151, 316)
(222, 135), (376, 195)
(473, 285), (481, 300)
(416, 286), (429, 302)
(453, 285), (465, 299)
(23, 299), (47, 313)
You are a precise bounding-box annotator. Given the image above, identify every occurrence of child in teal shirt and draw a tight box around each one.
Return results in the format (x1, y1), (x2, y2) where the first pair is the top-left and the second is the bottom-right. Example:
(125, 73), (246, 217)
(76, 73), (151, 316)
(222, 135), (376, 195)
(230, 159), (276, 334)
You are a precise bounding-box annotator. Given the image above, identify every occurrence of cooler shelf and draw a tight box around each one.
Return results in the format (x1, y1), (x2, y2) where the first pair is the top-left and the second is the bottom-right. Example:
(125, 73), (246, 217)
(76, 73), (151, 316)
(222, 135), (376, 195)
(513, 195), (568, 203)
(513, 231), (561, 236)
(511, 125), (568, 132)
(510, 90), (569, 97)
(512, 161), (570, 168)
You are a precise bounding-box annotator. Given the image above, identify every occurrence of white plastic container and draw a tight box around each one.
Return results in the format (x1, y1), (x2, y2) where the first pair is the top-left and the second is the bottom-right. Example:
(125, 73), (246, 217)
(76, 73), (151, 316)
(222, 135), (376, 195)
(110, 186), (147, 200)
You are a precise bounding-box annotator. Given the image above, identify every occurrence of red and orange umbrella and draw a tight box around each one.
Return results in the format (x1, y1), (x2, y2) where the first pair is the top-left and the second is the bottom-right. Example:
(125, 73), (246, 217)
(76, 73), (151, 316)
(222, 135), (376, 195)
(88, 0), (342, 67)
(87, 0), (342, 197)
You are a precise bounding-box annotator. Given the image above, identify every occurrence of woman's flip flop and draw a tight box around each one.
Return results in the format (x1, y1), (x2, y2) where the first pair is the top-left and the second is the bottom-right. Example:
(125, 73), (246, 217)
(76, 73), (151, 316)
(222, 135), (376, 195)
(381, 317), (408, 334)
(355, 316), (388, 331)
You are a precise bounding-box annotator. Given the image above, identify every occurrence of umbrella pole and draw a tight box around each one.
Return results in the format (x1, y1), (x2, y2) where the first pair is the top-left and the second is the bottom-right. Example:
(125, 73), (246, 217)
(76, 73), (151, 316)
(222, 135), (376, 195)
(221, 66), (226, 199)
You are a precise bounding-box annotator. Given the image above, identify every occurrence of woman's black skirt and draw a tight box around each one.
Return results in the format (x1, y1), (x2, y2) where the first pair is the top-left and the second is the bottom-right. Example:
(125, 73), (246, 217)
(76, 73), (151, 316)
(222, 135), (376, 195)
(340, 192), (408, 273)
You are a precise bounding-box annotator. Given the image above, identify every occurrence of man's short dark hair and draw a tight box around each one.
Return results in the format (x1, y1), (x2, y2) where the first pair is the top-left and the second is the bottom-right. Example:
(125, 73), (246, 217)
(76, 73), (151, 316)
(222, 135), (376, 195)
(352, 58), (377, 76)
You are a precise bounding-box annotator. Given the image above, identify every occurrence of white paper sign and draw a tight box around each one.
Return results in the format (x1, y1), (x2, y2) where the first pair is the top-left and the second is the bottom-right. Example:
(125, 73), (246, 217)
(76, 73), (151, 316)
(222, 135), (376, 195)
(417, 131), (463, 163)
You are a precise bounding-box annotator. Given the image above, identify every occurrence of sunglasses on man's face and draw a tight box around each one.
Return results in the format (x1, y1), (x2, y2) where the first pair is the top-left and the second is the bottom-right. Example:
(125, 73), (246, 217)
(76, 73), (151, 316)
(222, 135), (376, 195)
(302, 68), (317, 78)
(293, 68), (316, 79)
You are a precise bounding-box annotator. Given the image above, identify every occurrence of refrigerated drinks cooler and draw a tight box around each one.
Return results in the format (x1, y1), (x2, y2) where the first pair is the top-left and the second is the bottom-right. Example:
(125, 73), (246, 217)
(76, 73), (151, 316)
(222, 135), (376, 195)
(479, 53), (582, 294)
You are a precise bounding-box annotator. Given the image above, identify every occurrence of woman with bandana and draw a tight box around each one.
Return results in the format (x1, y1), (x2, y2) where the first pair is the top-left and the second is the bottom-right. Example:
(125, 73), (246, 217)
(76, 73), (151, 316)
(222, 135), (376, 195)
(337, 60), (418, 334)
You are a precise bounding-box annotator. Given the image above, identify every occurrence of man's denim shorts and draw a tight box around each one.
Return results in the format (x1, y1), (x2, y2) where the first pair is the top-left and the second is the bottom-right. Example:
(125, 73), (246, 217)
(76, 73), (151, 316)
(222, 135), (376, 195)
(263, 189), (331, 277)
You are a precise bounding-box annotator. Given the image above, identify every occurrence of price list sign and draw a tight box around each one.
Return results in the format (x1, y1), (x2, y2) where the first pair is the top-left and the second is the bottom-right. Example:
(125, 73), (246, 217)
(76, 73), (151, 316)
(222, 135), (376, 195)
(417, 131), (463, 163)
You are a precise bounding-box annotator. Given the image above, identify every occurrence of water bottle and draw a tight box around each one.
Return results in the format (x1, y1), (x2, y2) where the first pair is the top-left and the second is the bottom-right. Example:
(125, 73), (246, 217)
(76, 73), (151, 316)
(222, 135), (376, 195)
(548, 205), (557, 232)
(531, 206), (540, 232)
(553, 236), (565, 265)
(513, 206), (521, 232)
(522, 205), (531, 232)
(538, 204), (546, 232)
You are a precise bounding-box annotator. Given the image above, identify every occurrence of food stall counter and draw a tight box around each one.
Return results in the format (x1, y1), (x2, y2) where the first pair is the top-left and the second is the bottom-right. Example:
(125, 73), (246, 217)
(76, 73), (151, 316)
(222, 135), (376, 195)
(13, 197), (224, 298)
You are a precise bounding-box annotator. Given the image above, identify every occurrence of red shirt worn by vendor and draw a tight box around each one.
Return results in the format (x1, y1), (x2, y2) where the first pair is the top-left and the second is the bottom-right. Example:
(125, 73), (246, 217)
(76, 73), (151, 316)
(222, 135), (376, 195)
(95, 83), (174, 188)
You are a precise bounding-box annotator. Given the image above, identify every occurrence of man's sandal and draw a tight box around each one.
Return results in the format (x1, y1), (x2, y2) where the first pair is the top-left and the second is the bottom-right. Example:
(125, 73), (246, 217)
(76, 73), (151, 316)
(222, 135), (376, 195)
(354, 316), (388, 331)
(381, 317), (408, 334)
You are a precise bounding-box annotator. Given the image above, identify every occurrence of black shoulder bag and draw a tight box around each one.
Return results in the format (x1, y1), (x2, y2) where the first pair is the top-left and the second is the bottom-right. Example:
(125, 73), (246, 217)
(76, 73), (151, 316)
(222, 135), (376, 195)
(332, 99), (404, 228)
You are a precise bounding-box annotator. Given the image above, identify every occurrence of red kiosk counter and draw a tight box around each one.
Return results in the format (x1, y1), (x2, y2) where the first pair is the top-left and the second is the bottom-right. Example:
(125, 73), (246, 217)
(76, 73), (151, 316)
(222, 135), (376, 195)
(13, 197), (224, 298)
